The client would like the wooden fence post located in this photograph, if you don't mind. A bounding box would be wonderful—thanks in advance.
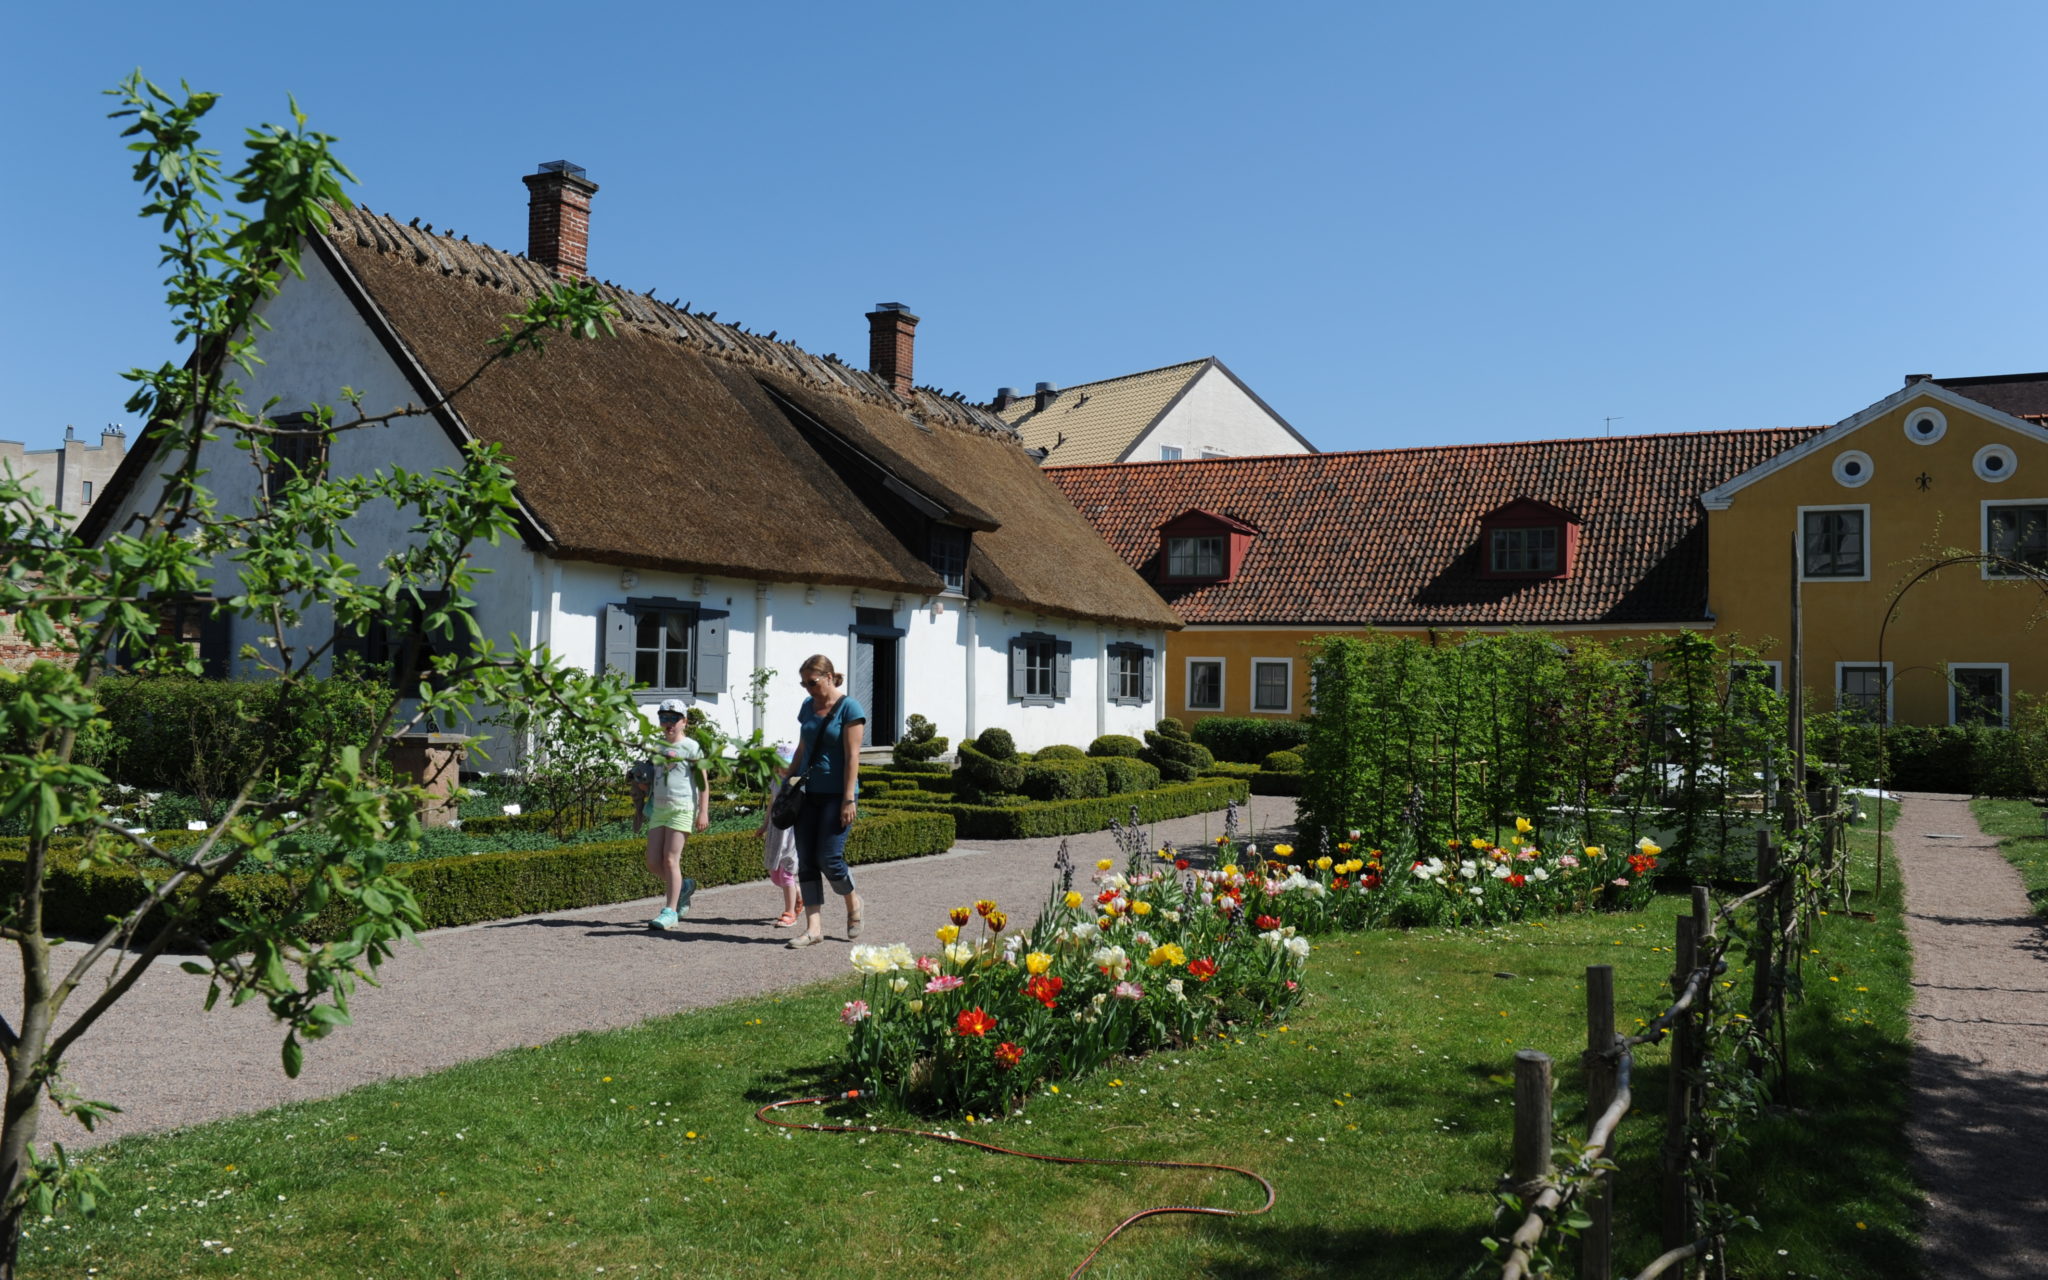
[1749,828,1777,1084]
[1511,1048,1555,1225]
[1582,966,1617,1280]
[1662,909,1700,1251]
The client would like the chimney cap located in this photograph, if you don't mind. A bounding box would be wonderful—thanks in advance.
[1904,373,1933,385]
[535,160,588,179]
[873,301,911,312]
[996,387,1016,399]
[1034,381,1057,394]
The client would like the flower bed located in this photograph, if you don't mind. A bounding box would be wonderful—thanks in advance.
[832,817,1661,1116]
[858,778,1249,839]
[839,858,1309,1115]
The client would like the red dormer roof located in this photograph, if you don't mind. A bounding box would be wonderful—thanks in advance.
[1047,428,1824,627]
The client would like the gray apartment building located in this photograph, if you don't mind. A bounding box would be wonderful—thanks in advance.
[1,425,128,529]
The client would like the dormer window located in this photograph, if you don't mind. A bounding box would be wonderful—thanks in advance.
[1157,508,1257,583]
[1478,498,1579,580]
[927,524,969,593]
[1167,535,1224,578]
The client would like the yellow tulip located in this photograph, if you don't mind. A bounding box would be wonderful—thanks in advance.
[1315,856,1333,870]
[1131,900,1153,916]
[1146,943,1187,968]
[1273,844,1294,857]
[1025,952,1053,975]
[1515,816,1534,834]
[935,924,960,944]
[1096,858,1114,871]
[1636,837,1662,857]
[1063,891,1084,910]
[1221,864,1238,878]
[948,906,972,926]
[1471,837,1488,849]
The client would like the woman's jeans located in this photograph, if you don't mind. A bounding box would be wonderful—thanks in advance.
[793,792,856,907]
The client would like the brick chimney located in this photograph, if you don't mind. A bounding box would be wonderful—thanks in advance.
[522,161,598,279]
[867,302,920,397]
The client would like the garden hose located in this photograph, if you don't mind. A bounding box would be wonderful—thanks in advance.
[755,1091,1277,1278]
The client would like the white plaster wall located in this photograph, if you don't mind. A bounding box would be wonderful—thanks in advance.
[1128,365,1308,461]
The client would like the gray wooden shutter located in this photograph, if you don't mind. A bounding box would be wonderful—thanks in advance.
[1054,640,1072,701]
[602,604,635,678]
[1142,649,1156,703]
[694,608,729,694]
[1010,636,1028,700]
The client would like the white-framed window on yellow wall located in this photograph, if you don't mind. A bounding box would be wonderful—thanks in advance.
[1949,663,2008,727]
[1982,500,2048,578]
[1835,661,1892,724]
[1186,657,1224,712]
[1800,505,1870,581]
[1250,659,1292,713]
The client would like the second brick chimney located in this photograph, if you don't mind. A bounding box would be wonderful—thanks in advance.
[867,302,920,397]
[522,161,599,279]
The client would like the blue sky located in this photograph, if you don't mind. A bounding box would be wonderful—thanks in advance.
[6,2,2046,456]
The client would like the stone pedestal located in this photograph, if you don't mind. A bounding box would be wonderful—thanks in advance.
[386,733,469,828]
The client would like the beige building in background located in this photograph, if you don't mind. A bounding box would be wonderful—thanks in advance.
[1,425,128,528]
[995,357,1315,465]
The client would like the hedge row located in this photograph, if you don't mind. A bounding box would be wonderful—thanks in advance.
[1198,762,1303,797]
[1190,715,1309,763]
[862,778,1250,840]
[0,809,956,943]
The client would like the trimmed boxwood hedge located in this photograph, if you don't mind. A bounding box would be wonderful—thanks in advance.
[1020,758,1108,802]
[0,809,955,943]
[1098,756,1161,795]
[1191,715,1310,763]
[1199,762,1302,796]
[862,778,1248,840]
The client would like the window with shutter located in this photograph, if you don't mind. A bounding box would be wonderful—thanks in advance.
[599,598,709,693]
[1010,632,1060,706]
[1107,643,1151,706]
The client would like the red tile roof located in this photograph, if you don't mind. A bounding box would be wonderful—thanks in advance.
[1046,429,1824,627]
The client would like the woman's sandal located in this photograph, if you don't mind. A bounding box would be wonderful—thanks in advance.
[773,910,801,928]
[846,901,864,941]
[787,932,824,949]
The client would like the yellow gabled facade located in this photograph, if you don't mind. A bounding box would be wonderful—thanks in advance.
[1704,382,2048,726]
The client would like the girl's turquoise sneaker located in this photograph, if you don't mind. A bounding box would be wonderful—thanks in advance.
[649,907,680,930]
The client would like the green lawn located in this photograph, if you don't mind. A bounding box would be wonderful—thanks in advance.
[19,815,1915,1279]
[1968,798,2048,917]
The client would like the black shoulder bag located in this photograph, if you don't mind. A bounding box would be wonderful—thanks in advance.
[770,699,843,830]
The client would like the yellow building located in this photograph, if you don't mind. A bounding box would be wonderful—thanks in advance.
[1050,374,2048,728]
[1703,376,2048,726]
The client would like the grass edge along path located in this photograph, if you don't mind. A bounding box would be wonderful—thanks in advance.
[19,833,1913,1279]
[1968,797,2048,917]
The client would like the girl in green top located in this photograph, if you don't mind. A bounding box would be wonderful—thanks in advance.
[634,698,708,930]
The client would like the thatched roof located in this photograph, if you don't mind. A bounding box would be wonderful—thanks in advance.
[86,205,1181,631]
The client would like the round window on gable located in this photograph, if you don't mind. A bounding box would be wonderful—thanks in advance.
[1832,449,1874,488]
[1904,407,1946,444]
[1975,443,2018,482]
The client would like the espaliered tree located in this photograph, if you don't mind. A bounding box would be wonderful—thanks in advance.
[0,75,639,1277]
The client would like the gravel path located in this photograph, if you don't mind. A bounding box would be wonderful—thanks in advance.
[1889,791,2048,1278]
[3,798,1295,1151]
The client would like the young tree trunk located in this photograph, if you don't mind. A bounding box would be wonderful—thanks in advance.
[1,933,55,1280]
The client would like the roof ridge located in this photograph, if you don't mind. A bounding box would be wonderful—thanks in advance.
[1042,425,1828,470]
[323,204,1020,443]
[1004,357,1210,401]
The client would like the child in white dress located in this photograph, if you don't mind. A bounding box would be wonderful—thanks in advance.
[758,741,801,926]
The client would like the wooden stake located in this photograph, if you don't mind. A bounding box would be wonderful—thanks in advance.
[1582,965,1618,1280]
[1511,1049,1554,1195]
[1662,912,1700,1250]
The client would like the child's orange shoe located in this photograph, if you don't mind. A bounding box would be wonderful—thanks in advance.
[773,910,801,928]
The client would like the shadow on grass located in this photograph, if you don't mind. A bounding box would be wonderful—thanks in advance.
[1204,1220,1488,1280]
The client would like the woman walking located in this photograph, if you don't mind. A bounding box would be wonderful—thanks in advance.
[783,655,865,948]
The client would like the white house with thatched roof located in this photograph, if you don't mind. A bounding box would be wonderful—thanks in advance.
[79,163,1180,761]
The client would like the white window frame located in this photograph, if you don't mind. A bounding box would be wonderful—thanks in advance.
[1980,498,2048,579]
[1159,445,1182,461]
[1948,662,2009,727]
[1799,504,1871,583]
[1185,656,1225,712]
[1834,661,1893,724]
[1250,658,1293,714]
